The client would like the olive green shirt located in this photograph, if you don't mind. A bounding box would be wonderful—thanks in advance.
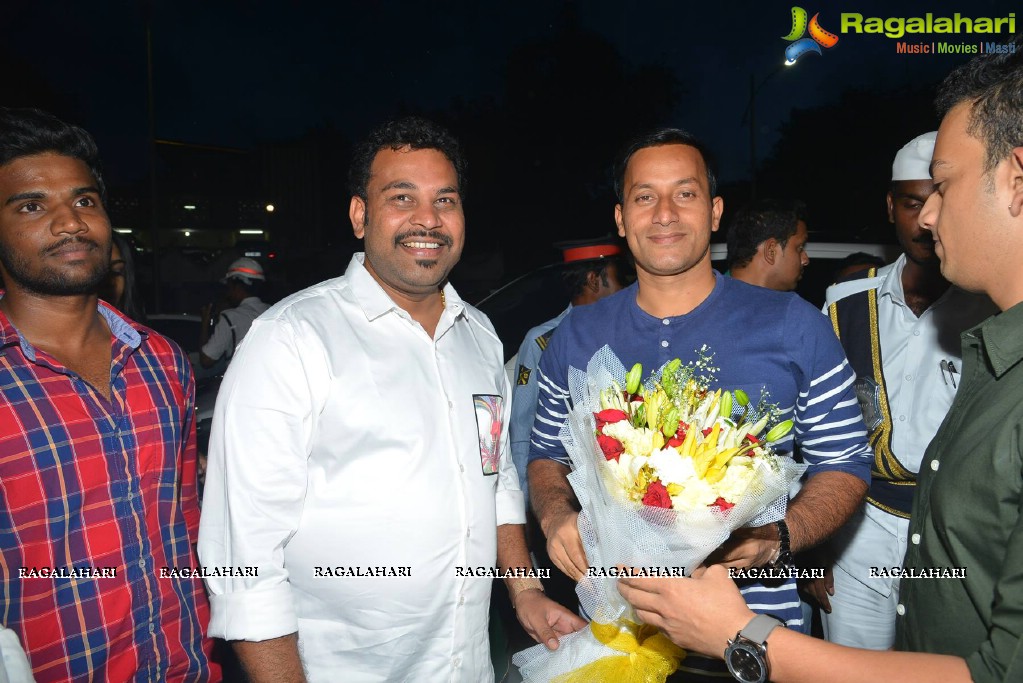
[895,301,1023,682]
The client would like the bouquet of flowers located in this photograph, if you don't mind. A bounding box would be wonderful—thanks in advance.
[513,346,804,683]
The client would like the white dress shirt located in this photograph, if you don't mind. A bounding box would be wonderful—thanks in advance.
[825,254,997,593]
[198,253,525,683]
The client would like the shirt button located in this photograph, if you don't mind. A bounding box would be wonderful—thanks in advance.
[448,401,453,409]
[905,374,912,381]
[913,330,921,336]
[466,529,471,538]
[930,460,939,471]
[662,319,670,326]
[660,340,669,348]
[148,623,156,634]
[453,656,462,667]
[459,464,465,473]
[911,533,921,545]
[138,559,146,569]
[127,491,135,500]
[899,415,906,422]
[896,604,906,616]
[458,595,465,606]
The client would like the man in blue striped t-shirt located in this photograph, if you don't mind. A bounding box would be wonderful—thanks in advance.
[527,128,871,681]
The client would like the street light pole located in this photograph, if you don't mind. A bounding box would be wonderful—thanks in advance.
[742,62,791,201]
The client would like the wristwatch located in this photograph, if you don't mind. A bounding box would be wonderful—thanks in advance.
[724,614,783,683]
[771,519,793,568]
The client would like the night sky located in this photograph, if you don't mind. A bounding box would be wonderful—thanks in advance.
[2,0,1018,287]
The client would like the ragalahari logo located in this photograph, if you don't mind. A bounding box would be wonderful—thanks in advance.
[782,7,839,64]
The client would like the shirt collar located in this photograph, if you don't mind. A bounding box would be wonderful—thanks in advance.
[347,252,464,322]
[877,254,906,303]
[977,300,1023,378]
[0,294,142,361]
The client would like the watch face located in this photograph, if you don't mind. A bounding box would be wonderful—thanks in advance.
[727,643,766,683]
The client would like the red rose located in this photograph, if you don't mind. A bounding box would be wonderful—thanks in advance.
[702,427,713,437]
[667,423,687,448]
[597,433,625,462]
[712,497,735,510]
[595,409,629,432]
[642,480,672,509]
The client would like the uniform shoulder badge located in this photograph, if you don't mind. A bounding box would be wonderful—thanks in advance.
[517,365,532,386]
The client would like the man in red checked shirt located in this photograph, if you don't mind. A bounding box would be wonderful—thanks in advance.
[0,108,220,682]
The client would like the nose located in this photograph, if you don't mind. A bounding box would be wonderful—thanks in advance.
[653,196,679,226]
[410,202,442,230]
[50,202,88,236]
[801,250,810,266]
[919,192,940,233]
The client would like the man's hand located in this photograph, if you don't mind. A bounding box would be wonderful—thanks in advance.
[801,564,834,613]
[618,565,754,657]
[706,524,779,569]
[512,589,587,650]
[542,510,588,581]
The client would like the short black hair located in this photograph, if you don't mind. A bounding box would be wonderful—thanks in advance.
[0,107,106,200]
[935,33,1023,173]
[726,199,808,269]
[613,127,718,203]
[560,258,622,300]
[348,116,466,200]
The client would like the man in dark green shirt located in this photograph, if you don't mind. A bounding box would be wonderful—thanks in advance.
[616,37,1023,683]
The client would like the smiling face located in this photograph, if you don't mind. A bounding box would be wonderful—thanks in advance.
[614,144,723,280]
[0,152,111,297]
[349,146,464,302]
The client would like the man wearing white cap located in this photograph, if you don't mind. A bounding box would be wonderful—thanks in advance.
[807,132,997,649]
[198,256,270,375]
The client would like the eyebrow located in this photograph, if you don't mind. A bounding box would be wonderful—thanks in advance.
[892,191,932,202]
[379,180,459,196]
[630,177,700,192]
[3,185,101,207]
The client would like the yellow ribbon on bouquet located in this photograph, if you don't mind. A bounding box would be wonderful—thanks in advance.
[552,619,686,683]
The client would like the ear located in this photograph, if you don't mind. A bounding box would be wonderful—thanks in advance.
[586,270,601,292]
[615,204,626,238]
[710,196,724,233]
[762,238,779,265]
[1009,147,1023,218]
[886,191,895,223]
[350,196,367,239]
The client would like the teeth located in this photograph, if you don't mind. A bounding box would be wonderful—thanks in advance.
[403,242,440,249]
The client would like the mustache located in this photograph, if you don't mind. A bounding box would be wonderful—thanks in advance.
[44,236,101,254]
[912,234,935,245]
[393,230,453,247]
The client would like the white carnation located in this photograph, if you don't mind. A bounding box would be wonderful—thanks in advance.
[647,448,697,487]
[671,477,719,511]
[602,421,660,457]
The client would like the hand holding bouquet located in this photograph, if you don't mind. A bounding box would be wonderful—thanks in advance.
[513,347,804,683]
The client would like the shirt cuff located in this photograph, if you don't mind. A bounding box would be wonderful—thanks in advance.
[496,488,526,526]
[208,582,298,641]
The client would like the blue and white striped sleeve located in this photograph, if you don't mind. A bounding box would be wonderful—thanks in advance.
[793,306,872,484]
[527,329,572,468]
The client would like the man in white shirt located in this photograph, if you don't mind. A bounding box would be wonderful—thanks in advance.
[197,116,584,683]
[806,131,997,649]
[196,257,269,377]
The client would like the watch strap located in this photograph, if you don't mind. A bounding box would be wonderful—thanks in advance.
[776,519,790,555]
[739,614,783,644]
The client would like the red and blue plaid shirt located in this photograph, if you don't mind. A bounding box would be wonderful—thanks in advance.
[0,300,220,682]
